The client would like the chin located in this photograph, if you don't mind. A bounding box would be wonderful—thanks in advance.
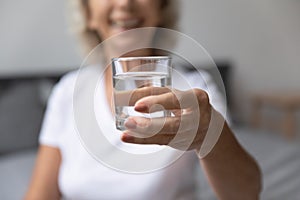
[107,27,155,56]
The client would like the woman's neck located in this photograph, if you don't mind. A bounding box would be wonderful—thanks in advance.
[105,48,155,60]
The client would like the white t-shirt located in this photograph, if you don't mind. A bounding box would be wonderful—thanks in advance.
[39,66,225,200]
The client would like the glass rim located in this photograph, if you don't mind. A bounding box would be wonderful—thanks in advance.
[112,56,171,62]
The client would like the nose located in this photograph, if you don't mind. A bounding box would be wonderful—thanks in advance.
[114,0,134,11]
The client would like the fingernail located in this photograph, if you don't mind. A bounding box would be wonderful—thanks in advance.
[135,103,147,112]
[121,133,134,142]
[124,118,137,129]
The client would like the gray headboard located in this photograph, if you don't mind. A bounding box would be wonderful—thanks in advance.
[0,75,61,154]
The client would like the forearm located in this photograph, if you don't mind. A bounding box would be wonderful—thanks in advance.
[199,123,262,200]
[24,145,61,200]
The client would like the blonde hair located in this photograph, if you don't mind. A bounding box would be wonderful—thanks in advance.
[66,0,180,56]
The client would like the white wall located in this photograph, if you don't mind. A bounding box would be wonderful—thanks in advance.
[179,0,300,122]
[1,0,299,122]
[0,0,81,75]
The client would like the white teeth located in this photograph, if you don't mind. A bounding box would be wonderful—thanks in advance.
[113,19,139,28]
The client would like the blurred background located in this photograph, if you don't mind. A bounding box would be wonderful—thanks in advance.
[0,0,299,199]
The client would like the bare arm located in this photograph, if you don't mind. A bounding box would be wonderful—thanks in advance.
[200,123,262,200]
[24,145,61,200]
[120,87,262,199]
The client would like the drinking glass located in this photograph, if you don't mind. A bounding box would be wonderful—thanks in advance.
[112,56,172,130]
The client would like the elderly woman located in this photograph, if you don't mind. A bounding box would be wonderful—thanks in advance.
[25,0,261,199]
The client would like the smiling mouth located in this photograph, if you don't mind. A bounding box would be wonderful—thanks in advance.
[111,19,142,29]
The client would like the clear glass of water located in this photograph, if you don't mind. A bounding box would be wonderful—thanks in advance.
[112,56,172,131]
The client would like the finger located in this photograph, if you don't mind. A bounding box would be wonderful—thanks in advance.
[167,131,199,151]
[121,132,174,145]
[134,89,202,113]
[121,130,199,151]
[114,87,171,107]
[124,114,199,136]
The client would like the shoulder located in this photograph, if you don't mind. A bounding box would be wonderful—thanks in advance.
[48,70,78,105]
[38,70,78,147]
[50,66,95,99]
[54,70,78,94]
[172,67,209,90]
